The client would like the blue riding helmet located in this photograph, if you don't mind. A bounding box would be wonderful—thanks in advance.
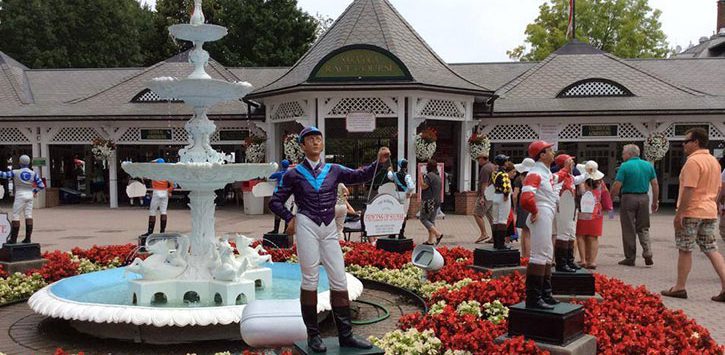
[398,159,408,169]
[297,126,323,144]
[152,158,165,164]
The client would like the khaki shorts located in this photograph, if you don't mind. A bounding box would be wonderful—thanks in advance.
[473,196,493,219]
[676,218,718,253]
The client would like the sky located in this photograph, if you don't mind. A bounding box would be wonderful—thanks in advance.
[139,0,719,63]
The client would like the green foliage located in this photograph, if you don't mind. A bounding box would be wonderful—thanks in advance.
[0,0,153,68]
[508,0,670,61]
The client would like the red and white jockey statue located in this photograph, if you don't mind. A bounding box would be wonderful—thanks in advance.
[553,154,587,272]
[520,141,563,309]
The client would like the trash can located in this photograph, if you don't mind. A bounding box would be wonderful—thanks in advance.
[45,187,60,208]
[242,180,264,215]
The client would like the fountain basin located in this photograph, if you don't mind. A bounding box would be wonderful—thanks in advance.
[148,78,253,108]
[169,23,227,43]
[29,264,363,343]
[121,162,276,191]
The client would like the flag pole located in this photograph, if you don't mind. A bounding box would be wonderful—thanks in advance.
[572,0,576,40]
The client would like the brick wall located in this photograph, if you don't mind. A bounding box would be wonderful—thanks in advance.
[455,191,478,215]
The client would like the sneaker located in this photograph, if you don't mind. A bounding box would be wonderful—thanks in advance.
[618,259,635,266]
[644,257,654,266]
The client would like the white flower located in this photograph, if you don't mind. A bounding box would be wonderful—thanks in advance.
[415,134,437,161]
[644,132,669,162]
[283,134,305,163]
[245,143,265,163]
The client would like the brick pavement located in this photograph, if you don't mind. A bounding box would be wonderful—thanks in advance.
[1,203,724,346]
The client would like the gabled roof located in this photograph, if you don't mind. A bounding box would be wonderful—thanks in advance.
[249,0,491,98]
[0,51,33,105]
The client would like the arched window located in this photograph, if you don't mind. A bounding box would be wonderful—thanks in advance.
[557,79,633,98]
[131,88,182,103]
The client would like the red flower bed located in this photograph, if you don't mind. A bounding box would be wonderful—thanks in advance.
[71,244,136,265]
[429,272,526,307]
[344,242,411,270]
[34,250,79,282]
[0,264,7,278]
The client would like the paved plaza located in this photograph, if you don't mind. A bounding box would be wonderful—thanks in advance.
[1,202,724,348]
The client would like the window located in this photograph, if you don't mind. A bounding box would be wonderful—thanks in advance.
[557,79,632,98]
[131,89,182,103]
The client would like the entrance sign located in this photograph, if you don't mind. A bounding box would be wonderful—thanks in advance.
[364,193,405,237]
[346,112,376,132]
[582,125,618,137]
[309,45,412,82]
[674,124,709,137]
[32,157,47,167]
[141,129,172,141]
[540,124,560,151]
[219,130,249,141]
[0,213,10,241]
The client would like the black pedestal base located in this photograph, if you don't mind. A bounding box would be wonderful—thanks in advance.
[473,245,520,268]
[294,338,384,355]
[376,238,413,253]
[508,302,585,346]
[0,243,41,262]
[263,233,291,249]
[552,269,596,296]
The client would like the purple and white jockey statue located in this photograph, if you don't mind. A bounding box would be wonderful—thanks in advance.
[0,155,45,244]
[269,126,390,352]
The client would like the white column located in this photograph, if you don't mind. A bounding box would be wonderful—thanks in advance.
[317,100,325,159]
[266,121,278,163]
[109,150,118,208]
[40,140,50,187]
[397,96,405,161]
[458,121,474,192]
[406,97,418,185]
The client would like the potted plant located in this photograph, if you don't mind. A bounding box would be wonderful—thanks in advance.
[283,133,305,163]
[91,138,116,162]
[644,132,669,162]
[416,127,438,161]
[468,132,491,160]
[243,134,266,163]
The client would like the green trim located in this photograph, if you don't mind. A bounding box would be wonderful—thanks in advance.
[309,45,413,82]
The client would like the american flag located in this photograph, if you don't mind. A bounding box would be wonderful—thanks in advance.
[566,0,575,39]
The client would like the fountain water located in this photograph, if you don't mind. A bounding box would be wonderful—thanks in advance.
[27,1,364,343]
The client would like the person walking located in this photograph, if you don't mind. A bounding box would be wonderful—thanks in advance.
[575,161,612,269]
[520,141,561,310]
[474,153,496,243]
[490,154,512,250]
[420,159,444,246]
[719,156,725,242]
[270,126,385,352]
[0,154,45,244]
[661,128,725,302]
[610,144,658,266]
[513,158,535,258]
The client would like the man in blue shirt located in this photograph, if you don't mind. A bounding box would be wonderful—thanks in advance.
[610,144,659,267]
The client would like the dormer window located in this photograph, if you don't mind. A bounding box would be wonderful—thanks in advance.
[557,79,633,98]
[131,89,182,103]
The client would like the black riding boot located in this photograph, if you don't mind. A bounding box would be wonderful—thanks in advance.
[525,264,555,310]
[272,216,281,234]
[301,289,326,353]
[159,215,167,233]
[554,240,575,272]
[21,219,32,243]
[7,221,20,244]
[145,216,156,236]
[398,219,407,239]
[331,290,372,349]
[541,264,560,305]
[566,240,581,270]
[493,228,510,250]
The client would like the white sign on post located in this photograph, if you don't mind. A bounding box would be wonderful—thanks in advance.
[540,124,560,151]
[346,112,376,133]
[364,193,406,237]
[0,213,10,241]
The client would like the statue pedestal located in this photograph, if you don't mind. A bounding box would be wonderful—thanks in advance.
[473,245,520,268]
[0,242,41,262]
[129,279,256,307]
[295,338,384,355]
[496,334,597,355]
[376,238,413,253]
[507,302,585,346]
[552,269,596,296]
[263,233,291,249]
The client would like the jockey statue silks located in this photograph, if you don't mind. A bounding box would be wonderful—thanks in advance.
[553,154,587,272]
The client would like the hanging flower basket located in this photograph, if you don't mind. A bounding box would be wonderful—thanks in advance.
[91,138,116,162]
[416,127,438,161]
[468,133,491,160]
[283,133,305,163]
[644,132,669,162]
[244,134,266,163]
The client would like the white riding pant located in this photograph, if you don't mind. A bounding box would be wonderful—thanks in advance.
[296,213,347,292]
[527,206,555,266]
[334,204,347,240]
[149,190,169,216]
[12,192,34,220]
[555,209,577,242]
[491,194,511,225]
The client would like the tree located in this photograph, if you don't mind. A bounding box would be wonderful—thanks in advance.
[150,0,318,67]
[0,0,155,68]
[507,0,670,61]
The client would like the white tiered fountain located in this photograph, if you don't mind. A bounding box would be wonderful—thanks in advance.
[28,1,364,343]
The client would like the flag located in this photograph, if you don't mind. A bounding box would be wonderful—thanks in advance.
[566,0,575,39]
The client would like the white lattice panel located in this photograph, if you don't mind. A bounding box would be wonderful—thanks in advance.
[51,127,102,143]
[710,125,724,139]
[619,123,645,139]
[488,124,539,141]
[132,89,181,102]
[560,81,630,97]
[172,127,188,143]
[559,124,581,140]
[119,127,140,142]
[418,99,465,119]
[329,97,395,116]
[272,101,305,121]
[0,127,30,143]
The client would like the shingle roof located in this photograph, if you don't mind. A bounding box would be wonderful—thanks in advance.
[0,51,32,105]
[227,67,290,91]
[449,62,536,91]
[25,68,141,104]
[674,34,725,58]
[249,0,491,97]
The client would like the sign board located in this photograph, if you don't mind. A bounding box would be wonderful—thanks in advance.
[219,130,249,141]
[32,157,47,167]
[141,129,172,141]
[364,193,405,237]
[539,124,560,151]
[674,124,709,137]
[310,46,412,82]
[582,125,618,137]
[416,163,445,202]
[0,213,10,241]
[346,112,376,132]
